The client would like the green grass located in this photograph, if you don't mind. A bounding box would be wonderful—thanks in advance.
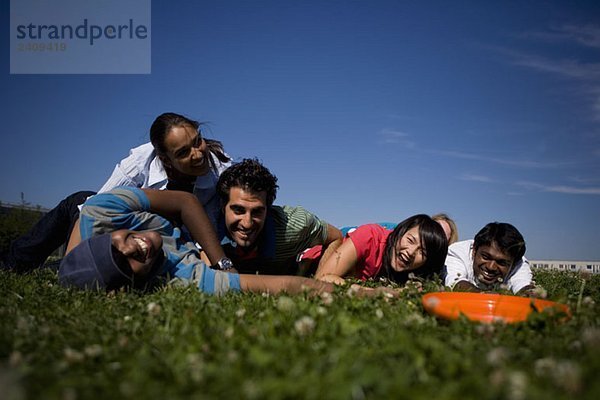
[1,269,599,400]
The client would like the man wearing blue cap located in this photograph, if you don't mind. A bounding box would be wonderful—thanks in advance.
[59,187,238,293]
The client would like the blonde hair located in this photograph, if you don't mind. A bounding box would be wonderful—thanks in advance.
[432,213,459,244]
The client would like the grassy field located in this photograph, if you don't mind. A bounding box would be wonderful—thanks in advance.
[1,269,599,400]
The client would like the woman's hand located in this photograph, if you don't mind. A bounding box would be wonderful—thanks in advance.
[318,274,347,285]
[349,284,400,298]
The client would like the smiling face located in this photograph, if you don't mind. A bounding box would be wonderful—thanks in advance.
[223,187,268,250]
[110,230,164,276]
[472,242,514,286]
[390,226,427,272]
[161,124,210,177]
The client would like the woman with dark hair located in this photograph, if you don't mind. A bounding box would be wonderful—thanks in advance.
[1,112,233,273]
[313,215,448,285]
[102,112,232,227]
[101,112,230,192]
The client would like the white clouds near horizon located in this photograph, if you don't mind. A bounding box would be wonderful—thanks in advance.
[499,24,600,122]
[378,128,416,148]
[459,173,494,183]
[518,181,600,195]
[524,24,600,50]
[428,149,574,169]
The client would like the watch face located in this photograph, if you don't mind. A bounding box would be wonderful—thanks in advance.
[219,258,234,270]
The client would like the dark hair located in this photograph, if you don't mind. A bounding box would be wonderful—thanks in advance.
[380,214,449,283]
[217,158,279,207]
[149,112,231,171]
[473,222,526,267]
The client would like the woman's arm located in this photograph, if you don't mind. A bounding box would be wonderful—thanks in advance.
[313,238,359,284]
[142,189,226,266]
[318,238,343,267]
[311,225,344,278]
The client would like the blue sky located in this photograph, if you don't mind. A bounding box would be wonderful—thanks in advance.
[2,0,599,260]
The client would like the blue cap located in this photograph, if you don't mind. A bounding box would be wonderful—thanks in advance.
[58,234,134,291]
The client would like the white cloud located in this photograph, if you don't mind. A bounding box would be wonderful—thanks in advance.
[518,181,600,195]
[505,50,600,81]
[429,149,574,169]
[560,24,600,48]
[380,128,409,138]
[568,175,600,185]
[593,95,600,122]
[496,24,600,121]
[524,24,600,49]
[378,128,416,148]
[459,173,493,183]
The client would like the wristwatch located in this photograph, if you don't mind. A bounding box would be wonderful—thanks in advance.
[214,257,234,271]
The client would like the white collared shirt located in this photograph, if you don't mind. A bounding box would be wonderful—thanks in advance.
[443,240,533,294]
[97,141,232,228]
[98,143,167,192]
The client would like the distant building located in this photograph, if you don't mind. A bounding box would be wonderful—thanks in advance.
[530,260,600,274]
[0,202,50,215]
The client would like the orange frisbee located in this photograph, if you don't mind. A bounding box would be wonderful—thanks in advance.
[421,292,571,324]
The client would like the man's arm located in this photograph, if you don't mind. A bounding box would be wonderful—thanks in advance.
[239,274,398,297]
[444,241,475,291]
[142,189,226,266]
[324,224,343,246]
[508,258,534,295]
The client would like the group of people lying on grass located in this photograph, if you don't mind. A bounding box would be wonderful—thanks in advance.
[1,112,536,298]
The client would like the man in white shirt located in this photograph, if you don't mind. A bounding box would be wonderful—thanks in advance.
[444,222,535,295]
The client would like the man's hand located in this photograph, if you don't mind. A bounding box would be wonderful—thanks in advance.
[517,285,546,298]
[453,280,482,293]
